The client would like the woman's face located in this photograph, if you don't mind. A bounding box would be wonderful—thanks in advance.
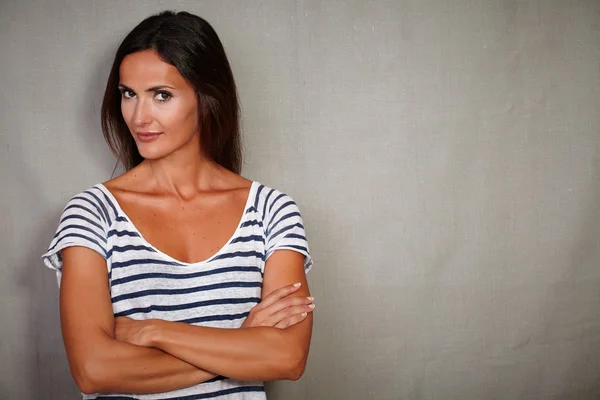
[119,50,200,161]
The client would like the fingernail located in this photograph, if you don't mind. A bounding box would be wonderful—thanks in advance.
[308,304,315,309]
[293,282,301,287]
[307,297,314,301]
[301,312,308,317]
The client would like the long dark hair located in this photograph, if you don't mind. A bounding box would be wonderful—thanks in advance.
[101,10,241,173]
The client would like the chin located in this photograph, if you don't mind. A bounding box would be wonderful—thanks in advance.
[135,135,199,161]
[136,146,171,160]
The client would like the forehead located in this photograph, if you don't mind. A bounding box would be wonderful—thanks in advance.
[119,50,187,87]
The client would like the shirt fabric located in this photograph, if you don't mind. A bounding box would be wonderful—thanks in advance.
[42,181,312,400]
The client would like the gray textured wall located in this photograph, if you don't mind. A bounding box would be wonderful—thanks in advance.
[1,1,599,399]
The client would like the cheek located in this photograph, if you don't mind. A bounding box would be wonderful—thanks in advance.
[182,102,200,131]
[159,102,198,133]
[120,101,134,124]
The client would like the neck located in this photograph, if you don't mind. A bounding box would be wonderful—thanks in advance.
[142,137,225,199]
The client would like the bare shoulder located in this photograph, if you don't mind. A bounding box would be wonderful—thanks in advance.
[101,163,147,195]
[218,170,254,199]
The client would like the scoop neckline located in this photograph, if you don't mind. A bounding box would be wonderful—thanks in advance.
[95,181,258,266]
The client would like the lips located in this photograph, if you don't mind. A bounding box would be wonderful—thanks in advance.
[136,132,162,143]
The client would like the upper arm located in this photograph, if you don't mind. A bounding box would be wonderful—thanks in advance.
[261,191,313,353]
[262,250,313,368]
[60,245,115,346]
[60,246,115,388]
[41,191,115,389]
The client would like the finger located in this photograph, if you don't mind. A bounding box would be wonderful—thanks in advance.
[256,282,303,309]
[269,303,315,327]
[274,311,310,329]
[262,296,314,317]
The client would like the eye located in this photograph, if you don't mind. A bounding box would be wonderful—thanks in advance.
[120,89,136,99]
[155,91,172,102]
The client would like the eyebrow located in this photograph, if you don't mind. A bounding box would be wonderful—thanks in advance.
[118,84,176,92]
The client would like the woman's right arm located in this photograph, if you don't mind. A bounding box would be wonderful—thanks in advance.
[60,246,215,394]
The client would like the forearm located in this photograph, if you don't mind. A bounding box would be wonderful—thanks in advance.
[147,320,311,382]
[76,336,216,394]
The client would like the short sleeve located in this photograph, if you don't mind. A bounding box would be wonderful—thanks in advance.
[264,192,313,273]
[41,190,109,285]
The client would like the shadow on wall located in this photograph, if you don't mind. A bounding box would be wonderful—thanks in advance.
[15,43,119,398]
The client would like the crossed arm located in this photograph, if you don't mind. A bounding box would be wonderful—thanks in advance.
[60,247,313,395]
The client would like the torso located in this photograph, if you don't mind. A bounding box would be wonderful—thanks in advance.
[90,177,267,398]
[44,170,309,399]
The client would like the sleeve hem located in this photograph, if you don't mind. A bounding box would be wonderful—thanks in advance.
[41,241,109,286]
[264,246,313,274]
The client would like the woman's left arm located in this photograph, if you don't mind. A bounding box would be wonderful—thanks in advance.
[120,250,313,382]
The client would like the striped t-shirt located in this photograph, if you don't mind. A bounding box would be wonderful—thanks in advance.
[42,181,312,400]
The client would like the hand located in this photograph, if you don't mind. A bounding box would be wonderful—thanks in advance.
[242,282,315,329]
[114,316,156,347]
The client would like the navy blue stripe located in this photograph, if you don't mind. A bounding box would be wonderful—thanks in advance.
[115,216,128,223]
[54,223,106,244]
[268,222,304,243]
[262,188,275,221]
[230,235,264,244]
[178,311,249,324]
[212,250,263,261]
[111,266,261,286]
[267,211,300,237]
[63,203,97,220]
[111,281,262,303]
[106,244,156,259]
[268,193,286,213]
[111,258,183,269]
[240,219,263,228]
[253,184,264,210]
[95,187,119,219]
[157,385,264,400]
[268,201,295,231]
[70,196,105,223]
[48,233,107,257]
[285,233,306,241]
[114,297,261,316]
[274,244,309,254]
[96,383,267,400]
[59,212,104,233]
[107,229,141,239]
[86,189,111,226]
[181,386,265,399]
[205,375,226,384]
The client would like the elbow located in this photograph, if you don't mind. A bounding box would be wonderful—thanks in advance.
[72,369,98,394]
[70,357,107,394]
[268,328,310,381]
[75,377,99,396]
[282,348,308,381]
[286,363,306,381]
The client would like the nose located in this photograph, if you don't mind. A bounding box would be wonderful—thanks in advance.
[133,98,153,127]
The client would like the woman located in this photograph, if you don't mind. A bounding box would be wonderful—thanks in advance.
[42,10,314,400]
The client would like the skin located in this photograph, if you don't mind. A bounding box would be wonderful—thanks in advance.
[59,50,314,395]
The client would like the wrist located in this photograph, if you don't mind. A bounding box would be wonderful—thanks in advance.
[142,319,163,348]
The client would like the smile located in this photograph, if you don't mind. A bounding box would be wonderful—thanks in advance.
[136,132,162,142]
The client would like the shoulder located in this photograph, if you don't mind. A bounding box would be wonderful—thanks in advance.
[62,185,119,228]
[250,183,306,239]
[252,183,302,221]
[252,183,312,270]
[42,185,114,271]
